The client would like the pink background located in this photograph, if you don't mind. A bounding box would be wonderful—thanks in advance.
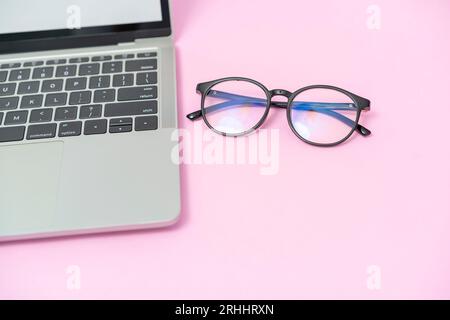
[1,0,450,299]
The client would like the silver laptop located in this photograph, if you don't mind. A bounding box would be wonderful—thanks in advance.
[0,0,180,242]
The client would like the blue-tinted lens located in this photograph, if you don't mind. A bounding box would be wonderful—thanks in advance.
[203,80,268,135]
[290,88,358,144]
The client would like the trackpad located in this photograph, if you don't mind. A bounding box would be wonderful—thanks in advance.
[0,142,63,236]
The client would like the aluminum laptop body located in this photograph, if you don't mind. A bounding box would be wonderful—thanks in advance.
[0,0,180,241]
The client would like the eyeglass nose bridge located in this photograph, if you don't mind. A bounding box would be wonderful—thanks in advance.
[270,89,292,98]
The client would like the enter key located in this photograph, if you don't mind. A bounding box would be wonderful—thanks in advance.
[117,86,157,101]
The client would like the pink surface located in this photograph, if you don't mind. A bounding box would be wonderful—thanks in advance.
[1,0,450,299]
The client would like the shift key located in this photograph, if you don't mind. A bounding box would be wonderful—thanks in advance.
[118,86,157,101]
[105,101,158,117]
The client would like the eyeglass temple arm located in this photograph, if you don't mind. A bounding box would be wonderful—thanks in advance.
[188,99,363,134]
[187,91,372,136]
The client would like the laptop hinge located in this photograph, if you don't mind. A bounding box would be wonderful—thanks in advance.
[117,41,137,47]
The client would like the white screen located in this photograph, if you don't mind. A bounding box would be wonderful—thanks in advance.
[0,0,163,34]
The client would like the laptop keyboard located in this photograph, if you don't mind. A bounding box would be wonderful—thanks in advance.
[0,51,159,143]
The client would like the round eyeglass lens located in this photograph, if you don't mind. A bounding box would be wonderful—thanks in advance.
[289,88,358,145]
[203,80,268,135]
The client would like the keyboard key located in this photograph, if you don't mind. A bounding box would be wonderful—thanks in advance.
[110,125,132,134]
[5,110,28,125]
[56,65,77,77]
[59,121,82,137]
[0,83,16,96]
[69,91,91,105]
[46,59,67,65]
[113,74,134,87]
[30,108,53,123]
[92,55,112,62]
[17,81,40,94]
[32,67,54,79]
[42,79,64,92]
[89,76,111,89]
[9,69,31,81]
[93,89,115,103]
[137,52,157,58]
[0,71,7,82]
[136,72,157,85]
[80,104,102,119]
[79,63,100,76]
[110,117,132,126]
[0,112,3,124]
[125,59,157,72]
[55,106,78,121]
[23,61,44,67]
[66,77,87,91]
[26,123,57,140]
[20,95,43,108]
[105,101,157,117]
[118,86,157,101]
[84,119,107,135]
[135,116,158,131]
[102,61,123,73]
[69,57,89,64]
[114,53,135,59]
[45,93,67,106]
[1,63,21,69]
[0,97,19,110]
[0,126,25,143]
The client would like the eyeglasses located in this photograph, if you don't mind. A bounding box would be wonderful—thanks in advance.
[186,77,372,147]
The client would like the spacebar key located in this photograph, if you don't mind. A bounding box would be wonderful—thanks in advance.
[0,126,25,143]
[105,101,158,117]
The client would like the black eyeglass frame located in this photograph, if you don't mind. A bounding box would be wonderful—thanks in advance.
[187,77,372,147]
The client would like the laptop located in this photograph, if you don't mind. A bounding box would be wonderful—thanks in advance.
[0,0,180,242]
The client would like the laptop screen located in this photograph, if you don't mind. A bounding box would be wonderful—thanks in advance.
[0,0,163,34]
[0,0,171,53]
